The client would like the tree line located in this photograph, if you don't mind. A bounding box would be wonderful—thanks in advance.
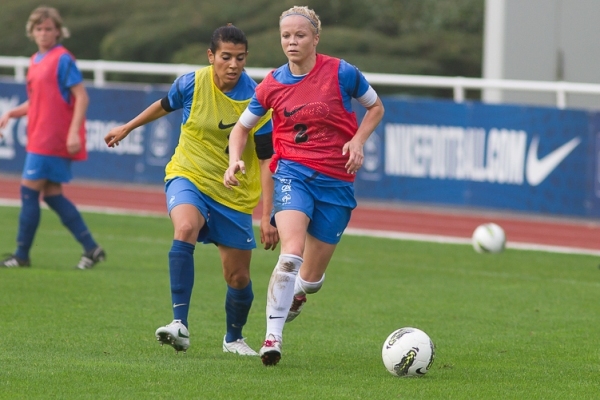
[1,0,484,96]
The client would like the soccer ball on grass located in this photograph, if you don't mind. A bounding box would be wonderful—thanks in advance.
[381,327,435,377]
[472,222,506,253]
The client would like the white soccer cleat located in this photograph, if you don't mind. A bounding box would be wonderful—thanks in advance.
[1,254,30,268]
[259,334,282,366]
[222,336,259,356]
[286,295,307,323]
[76,246,106,269]
[155,320,190,353]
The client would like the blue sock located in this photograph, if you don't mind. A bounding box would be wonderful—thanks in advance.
[15,186,41,260]
[225,281,254,342]
[44,194,97,252]
[169,240,195,328]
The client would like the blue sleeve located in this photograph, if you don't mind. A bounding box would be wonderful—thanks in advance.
[167,72,195,123]
[338,60,370,111]
[57,53,83,103]
[57,53,83,89]
[247,93,268,118]
[229,73,270,132]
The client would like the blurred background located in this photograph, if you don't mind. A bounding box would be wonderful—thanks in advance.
[2,0,600,219]
[0,0,485,97]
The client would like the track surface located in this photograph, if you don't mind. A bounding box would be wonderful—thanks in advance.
[1,174,599,255]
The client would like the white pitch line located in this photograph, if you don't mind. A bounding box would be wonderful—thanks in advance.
[343,227,600,257]
[2,198,599,256]
[0,198,165,217]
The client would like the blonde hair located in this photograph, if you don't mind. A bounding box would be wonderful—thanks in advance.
[26,6,70,42]
[279,6,321,35]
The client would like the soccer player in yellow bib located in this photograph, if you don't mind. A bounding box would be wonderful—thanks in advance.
[104,25,278,355]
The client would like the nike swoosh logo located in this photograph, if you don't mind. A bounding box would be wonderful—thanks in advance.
[178,328,189,338]
[268,315,284,319]
[172,303,187,308]
[415,368,427,375]
[525,136,581,186]
[218,120,236,129]
[246,238,253,243]
[283,104,307,117]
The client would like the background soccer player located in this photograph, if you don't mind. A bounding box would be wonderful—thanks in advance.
[0,6,105,270]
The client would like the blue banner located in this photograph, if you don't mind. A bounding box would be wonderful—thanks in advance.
[354,98,597,217]
[0,81,179,185]
[1,81,599,217]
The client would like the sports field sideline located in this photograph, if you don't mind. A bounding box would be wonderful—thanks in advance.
[1,173,599,256]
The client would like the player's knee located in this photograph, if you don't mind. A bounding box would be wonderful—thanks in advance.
[173,222,199,242]
[225,271,250,289]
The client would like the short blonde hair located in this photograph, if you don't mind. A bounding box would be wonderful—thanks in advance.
[26,6,70,42]
[279,6,321,35]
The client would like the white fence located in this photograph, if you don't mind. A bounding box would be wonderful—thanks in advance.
[2,55,600,109]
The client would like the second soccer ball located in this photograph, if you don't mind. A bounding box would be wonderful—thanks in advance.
[472,222,506,253]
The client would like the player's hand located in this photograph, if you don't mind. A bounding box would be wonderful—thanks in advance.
[66,131,82,155]
[0,112,12,137]
[223,161,246,189]
[342,139,365,174]
[105,125,130,147]
[259,215,279,251]
[0,113,10,131]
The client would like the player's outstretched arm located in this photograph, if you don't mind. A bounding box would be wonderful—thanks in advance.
[104,100,169,147]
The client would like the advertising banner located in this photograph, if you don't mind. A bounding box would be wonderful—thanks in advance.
[0,81,179,185]
[1,81,599,217]
[355,98,596,217]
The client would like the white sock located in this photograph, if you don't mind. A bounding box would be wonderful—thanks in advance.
[294,273,325,296]
[265,254,303,340]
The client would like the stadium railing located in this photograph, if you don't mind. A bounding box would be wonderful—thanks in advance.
[2,55,600,110]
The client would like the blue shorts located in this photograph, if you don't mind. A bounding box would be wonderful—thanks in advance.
[165,177,256,249]
[22,153,72,182]
[271,160,356,245]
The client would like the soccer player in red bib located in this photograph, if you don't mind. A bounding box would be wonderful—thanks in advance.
[0,6,105,270]
[224,6,385,365]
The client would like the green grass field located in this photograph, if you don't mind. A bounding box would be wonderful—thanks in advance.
[1,206,599,399]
